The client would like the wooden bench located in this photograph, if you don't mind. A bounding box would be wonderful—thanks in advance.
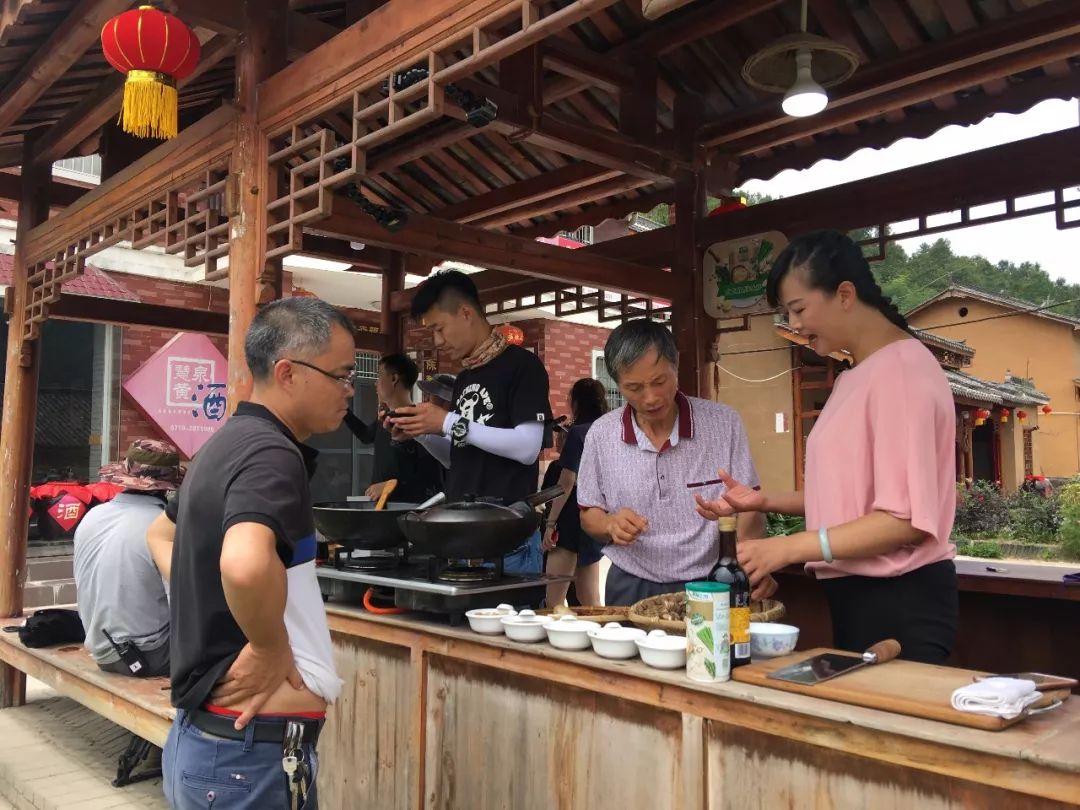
[0,616,173,748]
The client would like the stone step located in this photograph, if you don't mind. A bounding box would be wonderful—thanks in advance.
[25,557,73,583]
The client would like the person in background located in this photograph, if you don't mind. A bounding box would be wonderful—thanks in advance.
[542,378,608,608]
[695,230,958,664]
[147,297,354,808]
[576,319,769,606]
[417,372,456,411]
[389,270,551,574]
[75,439,183,677]
[344,353,442,504]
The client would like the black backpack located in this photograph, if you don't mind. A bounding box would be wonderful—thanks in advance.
[3,608,85,648]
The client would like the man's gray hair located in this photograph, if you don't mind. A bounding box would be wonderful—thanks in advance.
[603,318,678,382]
[245,297,354,381]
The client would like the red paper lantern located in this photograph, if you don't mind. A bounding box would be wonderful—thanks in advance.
[974,408,991,426]
[1017,410,1028,422]
[497,324,525,346]
[101,6,200,139]
[999,408,1010,423]
[1042,404,1053,415]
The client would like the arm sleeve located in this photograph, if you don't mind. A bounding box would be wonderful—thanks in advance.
[343,411,377,444]
[869,369,954,541]
[222,442,310,563]
[574,428,607,511]
[416,434,452,468]
[463,419,544,465]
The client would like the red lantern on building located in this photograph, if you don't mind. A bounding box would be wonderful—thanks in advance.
[1042,404,1053,415]
[100,6,200,140]
[497,324,525,346]
[999,408,1010,423]
[974,408,991,426]
[1017,410,1028,423]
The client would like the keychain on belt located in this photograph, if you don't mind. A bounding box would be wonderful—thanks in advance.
[282,721,310,810]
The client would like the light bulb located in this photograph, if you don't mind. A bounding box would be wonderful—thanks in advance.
[782,49,828,117]
[349,241,366,251]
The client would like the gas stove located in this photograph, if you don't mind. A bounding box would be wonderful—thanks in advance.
[316,553,570,624]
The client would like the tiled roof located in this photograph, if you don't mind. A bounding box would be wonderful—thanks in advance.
[906,285,1080,330]
[911,327,973,357]
[0,254,140,302]
[945,369,1049,407]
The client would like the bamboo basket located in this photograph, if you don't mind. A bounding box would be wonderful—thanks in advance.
[628,592,785,633]
[537,605,630,625]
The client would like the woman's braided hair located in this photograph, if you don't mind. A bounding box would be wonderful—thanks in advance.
[765,230,909,333]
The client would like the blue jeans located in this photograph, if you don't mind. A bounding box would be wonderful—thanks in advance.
[163,710,319,809]
[503,529,542,575]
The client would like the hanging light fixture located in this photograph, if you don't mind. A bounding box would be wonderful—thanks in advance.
[742,0,857,119]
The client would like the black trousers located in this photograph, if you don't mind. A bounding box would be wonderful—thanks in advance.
[820,560,958,664]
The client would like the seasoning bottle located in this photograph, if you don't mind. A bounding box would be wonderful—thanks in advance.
[710,516,751,668]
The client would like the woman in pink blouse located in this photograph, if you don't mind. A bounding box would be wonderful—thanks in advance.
[696,230,958,664]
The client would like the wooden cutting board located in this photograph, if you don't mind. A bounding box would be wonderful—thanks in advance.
[733,648,1064,731]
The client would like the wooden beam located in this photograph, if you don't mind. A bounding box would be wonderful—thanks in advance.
[308,195,671,300]
[507,187,674,240]
[51,295,228,333]
[0,0,132,135]
[738,71,1080,182]
[471,174,656,228]
[32,34,236,166]
[698,127,1080,248]
[432,163,620,223]
[543,37,635,94]
[703,0,1080,152]
[297,234,393,271]
[0,135,49,702]
[227,0,287,408]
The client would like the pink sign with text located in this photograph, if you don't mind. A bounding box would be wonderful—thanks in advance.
[123,332,228,459]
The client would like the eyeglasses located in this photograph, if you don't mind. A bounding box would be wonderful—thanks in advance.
[287,359,359,388]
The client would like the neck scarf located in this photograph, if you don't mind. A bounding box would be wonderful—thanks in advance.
[460,327,508,370]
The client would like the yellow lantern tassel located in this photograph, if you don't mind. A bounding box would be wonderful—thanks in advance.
[120,70,178,139]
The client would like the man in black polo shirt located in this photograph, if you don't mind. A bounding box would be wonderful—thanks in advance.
[148,297,355,809]
[390,270,551,573]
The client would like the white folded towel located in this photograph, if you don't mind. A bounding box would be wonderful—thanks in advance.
[951,677,1041,719]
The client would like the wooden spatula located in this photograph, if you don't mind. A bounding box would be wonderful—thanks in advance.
[374,479,397,511]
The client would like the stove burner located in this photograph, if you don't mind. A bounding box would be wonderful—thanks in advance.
[436,565,499,583]
[330,546,405,572]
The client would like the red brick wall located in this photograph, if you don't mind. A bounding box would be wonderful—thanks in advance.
[542,319,611,419]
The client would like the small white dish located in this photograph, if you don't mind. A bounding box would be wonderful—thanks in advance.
[749,622,800,658]
[588,622,646,660]
[501,609,548,643]
[635,629,687,670]
[543,614,601,651]
[465,603,517,635]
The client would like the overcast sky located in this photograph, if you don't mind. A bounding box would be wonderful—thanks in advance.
[739,98,1080,284]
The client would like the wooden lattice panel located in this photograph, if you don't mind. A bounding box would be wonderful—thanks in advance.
[485,286,671,324]
[263,0,619,262]
[19,160,229,340]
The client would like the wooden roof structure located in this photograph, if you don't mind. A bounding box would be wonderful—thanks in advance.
[1,0,1078,235]
[1,0,1080,648]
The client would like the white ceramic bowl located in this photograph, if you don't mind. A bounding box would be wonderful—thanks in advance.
[587,622,646,660]
[465,603,516,635]
[501,609,548,643]
[749,622,800,658]
[543,615,601,651]
[634,629,687,669]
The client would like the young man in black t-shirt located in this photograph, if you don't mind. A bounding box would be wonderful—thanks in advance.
[389,270,551,574]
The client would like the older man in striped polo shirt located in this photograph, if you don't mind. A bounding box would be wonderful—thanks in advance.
[577,319,771,606]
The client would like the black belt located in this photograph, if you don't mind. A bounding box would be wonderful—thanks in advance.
[188,709,323,746]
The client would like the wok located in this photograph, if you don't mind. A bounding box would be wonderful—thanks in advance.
[398,486,563,559]
[313,498,428,550]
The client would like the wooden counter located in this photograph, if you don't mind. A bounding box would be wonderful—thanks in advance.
[318,603,1080,810]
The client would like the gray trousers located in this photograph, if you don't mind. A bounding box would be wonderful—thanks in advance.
[97,642,170,678]
[605,564,689,607]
